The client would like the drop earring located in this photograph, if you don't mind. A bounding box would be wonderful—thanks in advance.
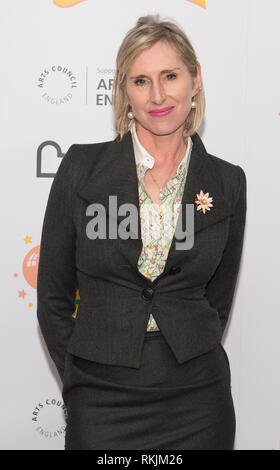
[191,86,201,109]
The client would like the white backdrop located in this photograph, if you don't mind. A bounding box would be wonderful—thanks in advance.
[1,0,279,450]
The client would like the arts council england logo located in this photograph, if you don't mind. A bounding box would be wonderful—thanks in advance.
[32,398,67,439]
[37,65,78,105]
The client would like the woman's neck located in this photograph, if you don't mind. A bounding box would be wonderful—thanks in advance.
[135,124,187,170]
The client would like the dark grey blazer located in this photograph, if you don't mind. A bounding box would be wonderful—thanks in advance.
[37,131,247,380]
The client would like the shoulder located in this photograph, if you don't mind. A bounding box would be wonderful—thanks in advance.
[208,151,245,178]
[208,152,246,186]
[192,130,246,213]
[192,132,246,204]
[63,139,114,168]
[56,138,115,186]
[208,152,247,213]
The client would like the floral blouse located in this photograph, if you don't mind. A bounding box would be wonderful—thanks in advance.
[131,126,193,331]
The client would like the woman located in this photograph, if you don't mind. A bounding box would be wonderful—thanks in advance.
[37,15,247,450]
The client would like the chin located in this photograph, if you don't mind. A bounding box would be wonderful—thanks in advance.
[149,124,184,137]
[137,120,184,137]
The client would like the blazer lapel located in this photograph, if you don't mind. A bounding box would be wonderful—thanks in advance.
[77,132,139,210]
[77,131,231,277]
[77,132,143,272]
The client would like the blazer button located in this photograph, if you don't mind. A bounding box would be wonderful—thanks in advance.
[142,287,154,301]
[169,266,181,275]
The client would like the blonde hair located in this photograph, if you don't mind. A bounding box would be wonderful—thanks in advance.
[112,15,206,141]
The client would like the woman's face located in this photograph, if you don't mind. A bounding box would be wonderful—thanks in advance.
[125,39,202,138]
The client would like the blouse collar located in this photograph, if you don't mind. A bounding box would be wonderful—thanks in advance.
[130,123,193,175]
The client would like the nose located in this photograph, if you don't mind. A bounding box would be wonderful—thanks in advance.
[150,79,166,105]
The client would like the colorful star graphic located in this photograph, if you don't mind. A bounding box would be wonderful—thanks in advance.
[18,289,27,298]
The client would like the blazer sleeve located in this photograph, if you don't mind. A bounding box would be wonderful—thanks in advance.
[205,165,247,335]
[37,145,80,381]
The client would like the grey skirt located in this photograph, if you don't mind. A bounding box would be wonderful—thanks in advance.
[62,331,235,450]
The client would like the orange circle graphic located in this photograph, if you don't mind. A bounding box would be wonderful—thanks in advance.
[22,245,40,289]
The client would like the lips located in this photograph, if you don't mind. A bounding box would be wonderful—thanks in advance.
[149,107,174,117]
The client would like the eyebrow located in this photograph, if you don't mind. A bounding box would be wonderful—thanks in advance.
[129,67,181,80]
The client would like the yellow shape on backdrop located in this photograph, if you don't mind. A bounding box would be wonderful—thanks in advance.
[53,0,206,9]
[53,0,86,7]
[187,0,206,8]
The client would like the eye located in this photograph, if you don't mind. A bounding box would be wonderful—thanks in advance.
[134,78,147,86]
[165,73,177,81]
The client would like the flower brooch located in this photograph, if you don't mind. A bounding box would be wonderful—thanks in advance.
[195,190,213,214]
